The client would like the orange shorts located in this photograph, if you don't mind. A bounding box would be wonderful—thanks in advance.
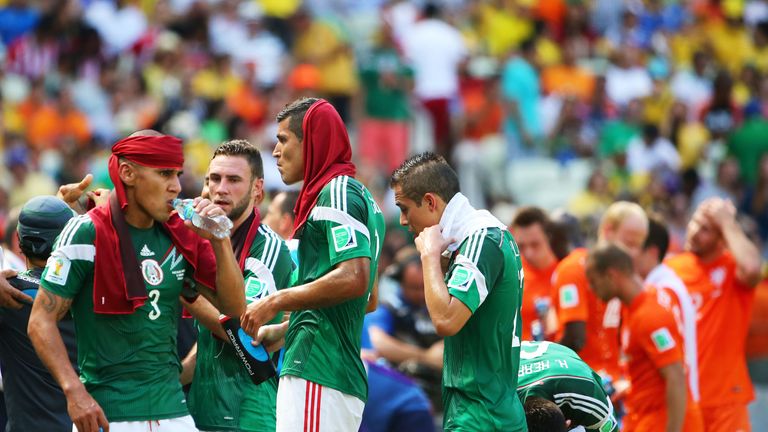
[622,405,703,432]
[701,404,750,432]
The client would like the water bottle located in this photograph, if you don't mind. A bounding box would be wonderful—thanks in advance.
[172,198,233,239]
[219,315,277,385]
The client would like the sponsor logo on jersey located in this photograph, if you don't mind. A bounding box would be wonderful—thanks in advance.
[245,277,266,301]
[140,244,155,257]
[600,418,617,432]
[560,284,579,308]
[44,256,71,285]
[447,266,474,291]
[651,327,676,352]
[332,225,357,252]
[141,259,164,286]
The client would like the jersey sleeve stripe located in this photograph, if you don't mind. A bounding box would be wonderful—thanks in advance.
[260,229,275,268]
[555,399,610,422]
[51,244,96,261]
[267,232,281,271]
[330,177,337,210]
[342,175,349,213]
[553,393,610,418]
[310,206,370,240]
[58,214,89,247]
[472,228,488,264]
[244,257,278,295]
[461,230,481,263]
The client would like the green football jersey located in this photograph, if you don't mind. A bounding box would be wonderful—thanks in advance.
[188,224,293,432]
[442,228,526,432]
[40,215,194,422]
[281,175,386,402]
[517,341,618,432]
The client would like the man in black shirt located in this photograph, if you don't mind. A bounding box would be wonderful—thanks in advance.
[0,196,77,432]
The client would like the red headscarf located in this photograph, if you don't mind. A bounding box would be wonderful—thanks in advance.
[89,134,217,314]
[292,100,356,237]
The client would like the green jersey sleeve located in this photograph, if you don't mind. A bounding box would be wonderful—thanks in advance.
[40,215,96,299]
[446,228,504,313]
[312,176,372,267]
[243,226,293,302]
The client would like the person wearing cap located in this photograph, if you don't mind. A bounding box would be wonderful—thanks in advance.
[0,196,77,432]
[240,98,386,431]
[27,130,246,432]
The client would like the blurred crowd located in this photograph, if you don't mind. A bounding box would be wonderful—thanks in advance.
[3,0,768,429]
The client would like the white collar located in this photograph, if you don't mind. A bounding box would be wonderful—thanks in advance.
[439,193,506,253]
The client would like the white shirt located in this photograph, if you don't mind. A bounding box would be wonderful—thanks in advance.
[670,70,712,115]
[402,19,467,100]
[84,1,147,55]
[645,263,700,401]
[627,136,681,174]
[605,65,652,107]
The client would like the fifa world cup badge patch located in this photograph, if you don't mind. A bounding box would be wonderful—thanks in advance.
[332,225,357,252]
[560,284,579,308]
[245,277,266,301]
[447,266,474,291]
[651,327,676,352]
[600,419,617,432]
[44,256,71,285]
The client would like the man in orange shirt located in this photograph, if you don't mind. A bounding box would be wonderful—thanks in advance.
[666,198,762,432]
[587,244,703,432]
[635,218,700,407]
[552,201,648,381]
[511,207,560,341]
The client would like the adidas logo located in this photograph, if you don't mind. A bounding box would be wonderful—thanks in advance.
[140,245,155,257]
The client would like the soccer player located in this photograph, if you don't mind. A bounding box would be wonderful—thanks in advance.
[0,196,76,431]
[523,397,568,432]
[263,190,299,242]
[390,152,526,431]
[666,198,762,431]
[511,207,560,341]
[517,341,618,432]
[635,217,700,407]
[183,140,293,431]
[552,201,648,382]
[587,244,703,432]
[27,130,246,432]
[240,98,386,431]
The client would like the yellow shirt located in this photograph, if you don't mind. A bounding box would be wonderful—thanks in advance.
[707,21,755,74]
[479,4,533,57]
[294,21,358,95]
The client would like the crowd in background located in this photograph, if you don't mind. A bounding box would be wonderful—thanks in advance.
[2,0,768,429]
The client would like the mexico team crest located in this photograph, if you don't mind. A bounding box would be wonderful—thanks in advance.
[141,259,164,286]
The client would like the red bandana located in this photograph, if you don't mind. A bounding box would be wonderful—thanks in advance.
[292,100,356,238]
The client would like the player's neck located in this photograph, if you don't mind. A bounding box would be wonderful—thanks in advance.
[620,276,644,305]
[231,205,255,233]
[695,247,725,264]
[123,204,155,229]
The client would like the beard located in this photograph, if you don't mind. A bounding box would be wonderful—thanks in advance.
[227,186,254,222]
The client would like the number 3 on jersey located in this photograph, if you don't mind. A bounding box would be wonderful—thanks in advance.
[148,289,161,320]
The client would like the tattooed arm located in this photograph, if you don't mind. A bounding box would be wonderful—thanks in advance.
[28,289,109,432]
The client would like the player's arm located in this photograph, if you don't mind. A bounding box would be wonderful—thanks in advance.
[421,246,472,336]
[559,321,586,352]
[241,256,370,335]
[366,272,379,313]
[28,288,109,432]
[659,361,687,432]
[195,235,246,317]
[709,198,761,286]
[180,343,197,386]
[181,296,228,340]
[369,326,426,363]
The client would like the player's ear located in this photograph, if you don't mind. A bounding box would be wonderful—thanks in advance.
[423,193,438,211]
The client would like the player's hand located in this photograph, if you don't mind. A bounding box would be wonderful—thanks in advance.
[252,320,289,353]
[240,296,278,338]
[703,197,737,230]
[183,197,227,241]
[419,340,444,370]
[57,174,94,213]
[86,188,111,208]
[67,386,109,432]
[415,225,453,259]
[0,269,31,309]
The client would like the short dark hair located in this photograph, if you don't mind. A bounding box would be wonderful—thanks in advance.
[643,216,670,264]
[276,97,320,141]
[277,190,299,217]
[588,243,635,276]
[512,207,552,230]
[390,152,460,204]
[524,397,567,432]
[212,139,264,179]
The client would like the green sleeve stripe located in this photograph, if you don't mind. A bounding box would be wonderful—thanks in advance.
[329,175,350,212]
[244,257,277,294]
[310,206,370,240]
[553,392,610,419]
[258,226,282,271]
[51,244,95,262]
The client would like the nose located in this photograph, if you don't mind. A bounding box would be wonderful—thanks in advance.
[399,212,408,227]
[273,142,282,158]
[169,175,181,194]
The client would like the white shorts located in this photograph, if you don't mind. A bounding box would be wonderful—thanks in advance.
[74,415,198,432]
[276,376,364,432]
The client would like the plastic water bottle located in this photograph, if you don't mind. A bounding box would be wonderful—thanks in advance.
[172,198,233,239]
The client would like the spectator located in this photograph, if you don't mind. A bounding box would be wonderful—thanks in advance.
[699,70,742,140]
[358,24,413,175]
[0,0,40,46]
[605,45,653,107]
[626,123,681,176]
[501,37,543,159]
[670,51,713,116]
[691,158,743,209]
[84,0,148,56]
[541,37,595,103]
[728,102,768,187]
[402,2,467,160]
